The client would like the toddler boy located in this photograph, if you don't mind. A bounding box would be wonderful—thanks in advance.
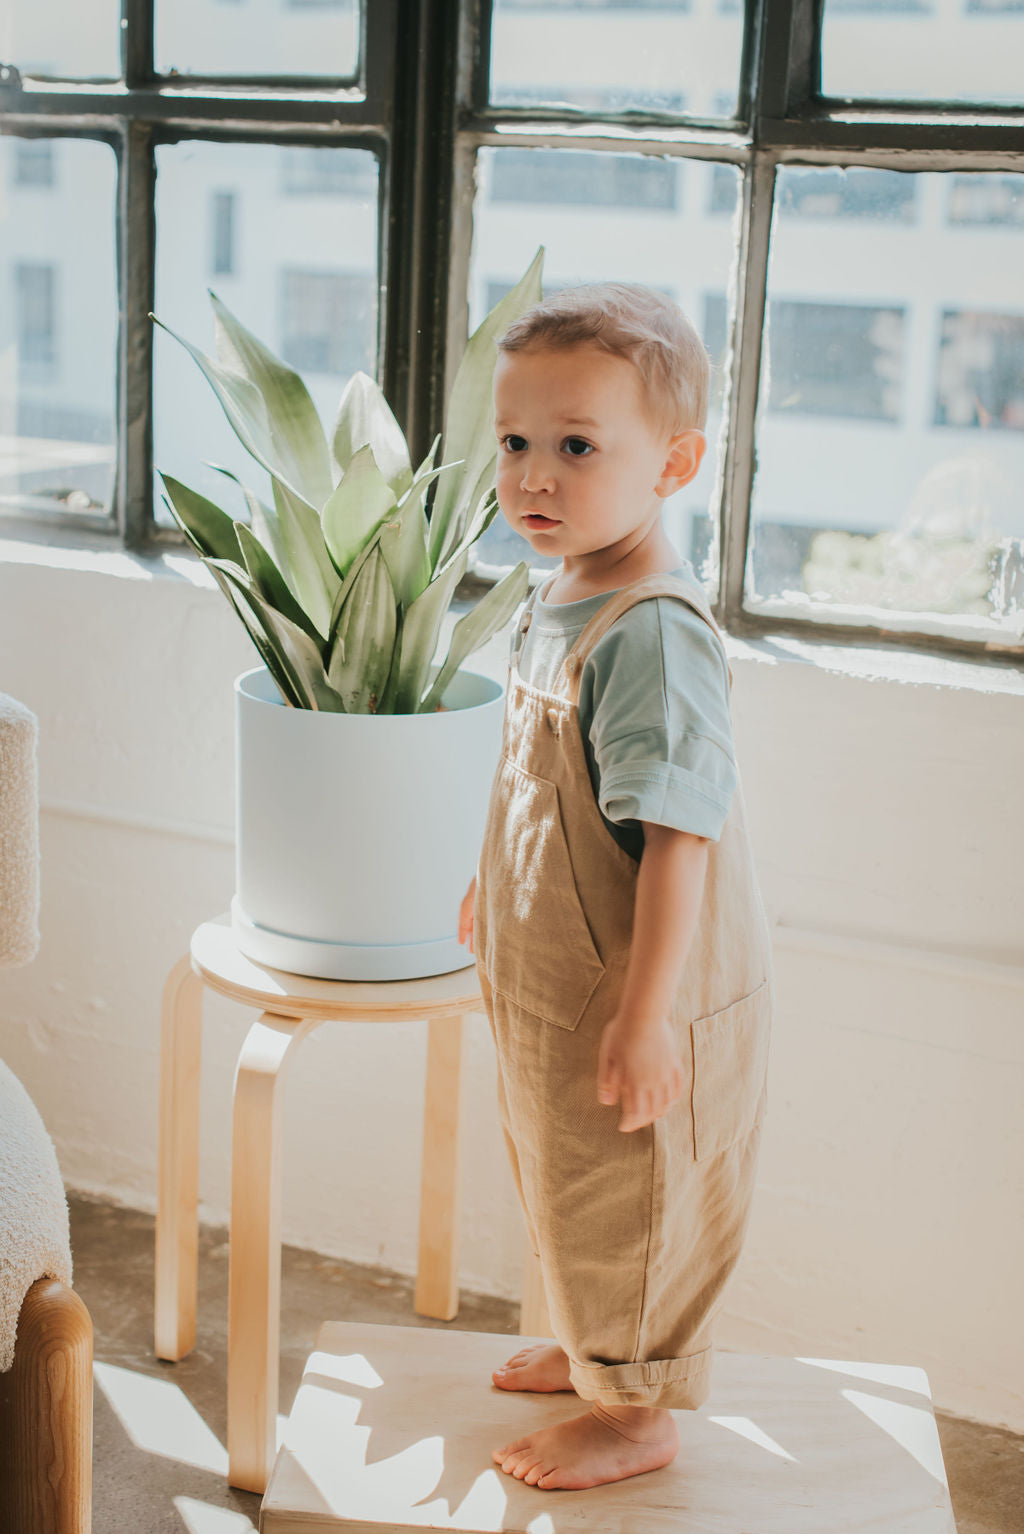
[459,283,773,1491]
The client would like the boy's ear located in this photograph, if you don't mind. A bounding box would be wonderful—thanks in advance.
[656,428,706,499]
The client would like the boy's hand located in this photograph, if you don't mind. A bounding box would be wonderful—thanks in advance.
[458,878,477,953]
[596,1013,684,1133]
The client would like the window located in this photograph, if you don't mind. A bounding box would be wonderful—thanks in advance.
[280,270,376,376]
[14,138,55,187]
[489,149,680,209]
[935,312,1024,430]
[766,302,905,421]
[15,264,57,367]
[210,191,236,276]
[1,0,1021,658]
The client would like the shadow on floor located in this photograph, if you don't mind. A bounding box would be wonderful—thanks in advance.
[69,1194,1023,1534]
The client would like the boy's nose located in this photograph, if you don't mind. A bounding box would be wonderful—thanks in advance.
[520,456,555,494]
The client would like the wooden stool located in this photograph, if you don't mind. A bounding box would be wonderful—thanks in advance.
[154,915,482,1494]
[262,1321,957,1533]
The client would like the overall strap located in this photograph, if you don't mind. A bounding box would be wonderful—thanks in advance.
[509,579,545,668]
[553,573,731,701]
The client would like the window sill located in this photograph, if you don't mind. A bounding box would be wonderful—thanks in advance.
[4,528,1023,700]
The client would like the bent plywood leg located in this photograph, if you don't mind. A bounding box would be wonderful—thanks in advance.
[520,1242,553,1338]
[415,1013,466,1321]
[0,1278,93,1534]
[228,1010,317,1495]
[155,955,204,1361]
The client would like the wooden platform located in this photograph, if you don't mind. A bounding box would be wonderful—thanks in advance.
[260,1322,957,1533]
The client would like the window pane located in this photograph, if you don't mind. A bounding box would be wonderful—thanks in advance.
[153,142,379,524]
[8,0,120,80]
[468,147,742,587]
[821,0,1024,106]
[155,0,360,79]
[0,139,118,522]
[489,0,743,119]
[748,168,1024,641]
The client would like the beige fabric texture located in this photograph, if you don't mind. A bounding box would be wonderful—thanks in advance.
[476,572,773,1410]
[0,692,40,970]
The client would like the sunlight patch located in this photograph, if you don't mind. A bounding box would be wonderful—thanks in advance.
[709,1414,797,1461]
[797,1357,932,1397]
[843,1390,948,1484]
[94,1362,228,1473]
[173,1497,256,1531]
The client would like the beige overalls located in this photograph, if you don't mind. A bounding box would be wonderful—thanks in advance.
[475,571,774,1411]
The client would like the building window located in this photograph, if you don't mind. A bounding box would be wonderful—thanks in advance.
[766,301,905,422]
[776,167,917,222]
[15,263,57,368]
[279,269,375,376]
[948,175,1024,226]
[489,149,680,209]
[280,147,379,198]
[935,311,1024,430]
[14,138,55,187]
[211,191,236,276]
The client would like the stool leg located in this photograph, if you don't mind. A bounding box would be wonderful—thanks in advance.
[155,955,204,1361]
[414,1013,466,1322]
[520,1244,553,1338]
[228,1010,316,1495]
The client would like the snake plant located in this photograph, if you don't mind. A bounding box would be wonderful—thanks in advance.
[153,251,543,713]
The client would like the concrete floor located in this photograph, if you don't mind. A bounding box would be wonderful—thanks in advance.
[71,1194,1024,1533]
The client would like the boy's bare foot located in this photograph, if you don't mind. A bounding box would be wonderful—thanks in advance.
[492,1403,679,1489]
[492,1342,575,1393]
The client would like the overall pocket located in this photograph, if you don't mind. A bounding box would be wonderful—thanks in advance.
[480,758,605,1031]
[691,980,771,1161]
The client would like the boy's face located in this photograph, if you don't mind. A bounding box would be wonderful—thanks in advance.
[492,342,703,563]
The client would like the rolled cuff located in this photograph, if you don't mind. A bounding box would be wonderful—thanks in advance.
[569,1345,713,1410]
[599,760,734,842]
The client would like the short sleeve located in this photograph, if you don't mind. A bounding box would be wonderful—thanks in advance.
[582,597,737,842]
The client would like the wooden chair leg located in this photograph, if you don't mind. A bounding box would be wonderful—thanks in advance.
[520,1243,553,1338]
[155,955,204,1361]
[414,1013,466,1321]
[227,1010,317,1495]
[0,1278,93,1534]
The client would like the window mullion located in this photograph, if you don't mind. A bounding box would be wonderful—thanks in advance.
[122,0,155,91]
[118,119,156,549]
[754,0,821,126]
[718,151,775,629]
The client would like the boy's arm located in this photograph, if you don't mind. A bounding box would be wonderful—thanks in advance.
[597,822,709,1133]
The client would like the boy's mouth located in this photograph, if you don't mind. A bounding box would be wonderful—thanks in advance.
[523,513,560,531]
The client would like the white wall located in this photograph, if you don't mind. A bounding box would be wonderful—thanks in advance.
[0,540,1022,1433]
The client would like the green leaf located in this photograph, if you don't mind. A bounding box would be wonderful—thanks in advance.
[235,523,321,640]
[428,248,544,568]
[380,499,431,611]
[419,561,529,712]
[208,558,345,712]
[208,463,290,580]
[325,544,398,714]
[331,371,413,497]
[210,293,333,509]
[272,478,341,640]
[208,565,306,708]
[321,444,397,578]
[390,548,469,713]
[159,473,242,563]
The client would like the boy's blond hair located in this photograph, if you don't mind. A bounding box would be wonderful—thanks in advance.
[497,282,710,433]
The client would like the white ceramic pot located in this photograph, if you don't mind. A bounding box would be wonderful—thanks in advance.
[232,665,504,980]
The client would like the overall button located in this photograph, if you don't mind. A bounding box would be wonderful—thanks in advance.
[545,707,561,735]
[564,655,580,676]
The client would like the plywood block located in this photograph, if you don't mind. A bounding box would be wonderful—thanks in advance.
[260,1322,957,1533]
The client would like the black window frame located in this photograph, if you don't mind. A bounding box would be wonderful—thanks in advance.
[1,0,1022,663]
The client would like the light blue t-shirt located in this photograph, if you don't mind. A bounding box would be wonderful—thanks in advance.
[517,565,737,858]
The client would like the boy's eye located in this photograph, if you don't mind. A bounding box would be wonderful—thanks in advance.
[563,437,594,457]
[500,434,528,453]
